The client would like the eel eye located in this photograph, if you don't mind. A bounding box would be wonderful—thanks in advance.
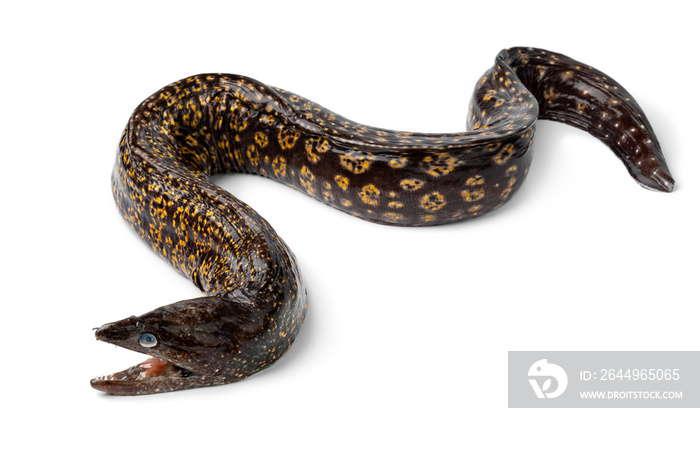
[139,333,158,348]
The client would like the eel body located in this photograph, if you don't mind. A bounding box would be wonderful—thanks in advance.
[92,47,673,395]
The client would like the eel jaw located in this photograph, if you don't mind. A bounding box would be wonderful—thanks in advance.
[91,356,196,396]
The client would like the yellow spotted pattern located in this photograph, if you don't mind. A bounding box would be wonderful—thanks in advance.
[339,152,373,174]
[359,184,380,206]
[305,137,330,163]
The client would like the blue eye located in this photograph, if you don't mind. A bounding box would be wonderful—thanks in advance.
[139,333,158,348]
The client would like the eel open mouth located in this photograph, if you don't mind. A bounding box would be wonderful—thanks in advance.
[92,357,184,384]
[91,320,197,395]
[91,355,194,395]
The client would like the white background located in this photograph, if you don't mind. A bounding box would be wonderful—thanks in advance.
[2,1,697,464]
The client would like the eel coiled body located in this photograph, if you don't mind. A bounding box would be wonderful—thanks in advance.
[92,47,674,395]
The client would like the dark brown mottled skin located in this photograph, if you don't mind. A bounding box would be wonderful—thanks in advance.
[92,48,674,395]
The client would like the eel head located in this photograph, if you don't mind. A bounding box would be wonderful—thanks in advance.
[91,297,254,395]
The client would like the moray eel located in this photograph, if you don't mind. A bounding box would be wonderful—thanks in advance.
[92,47,673,395]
